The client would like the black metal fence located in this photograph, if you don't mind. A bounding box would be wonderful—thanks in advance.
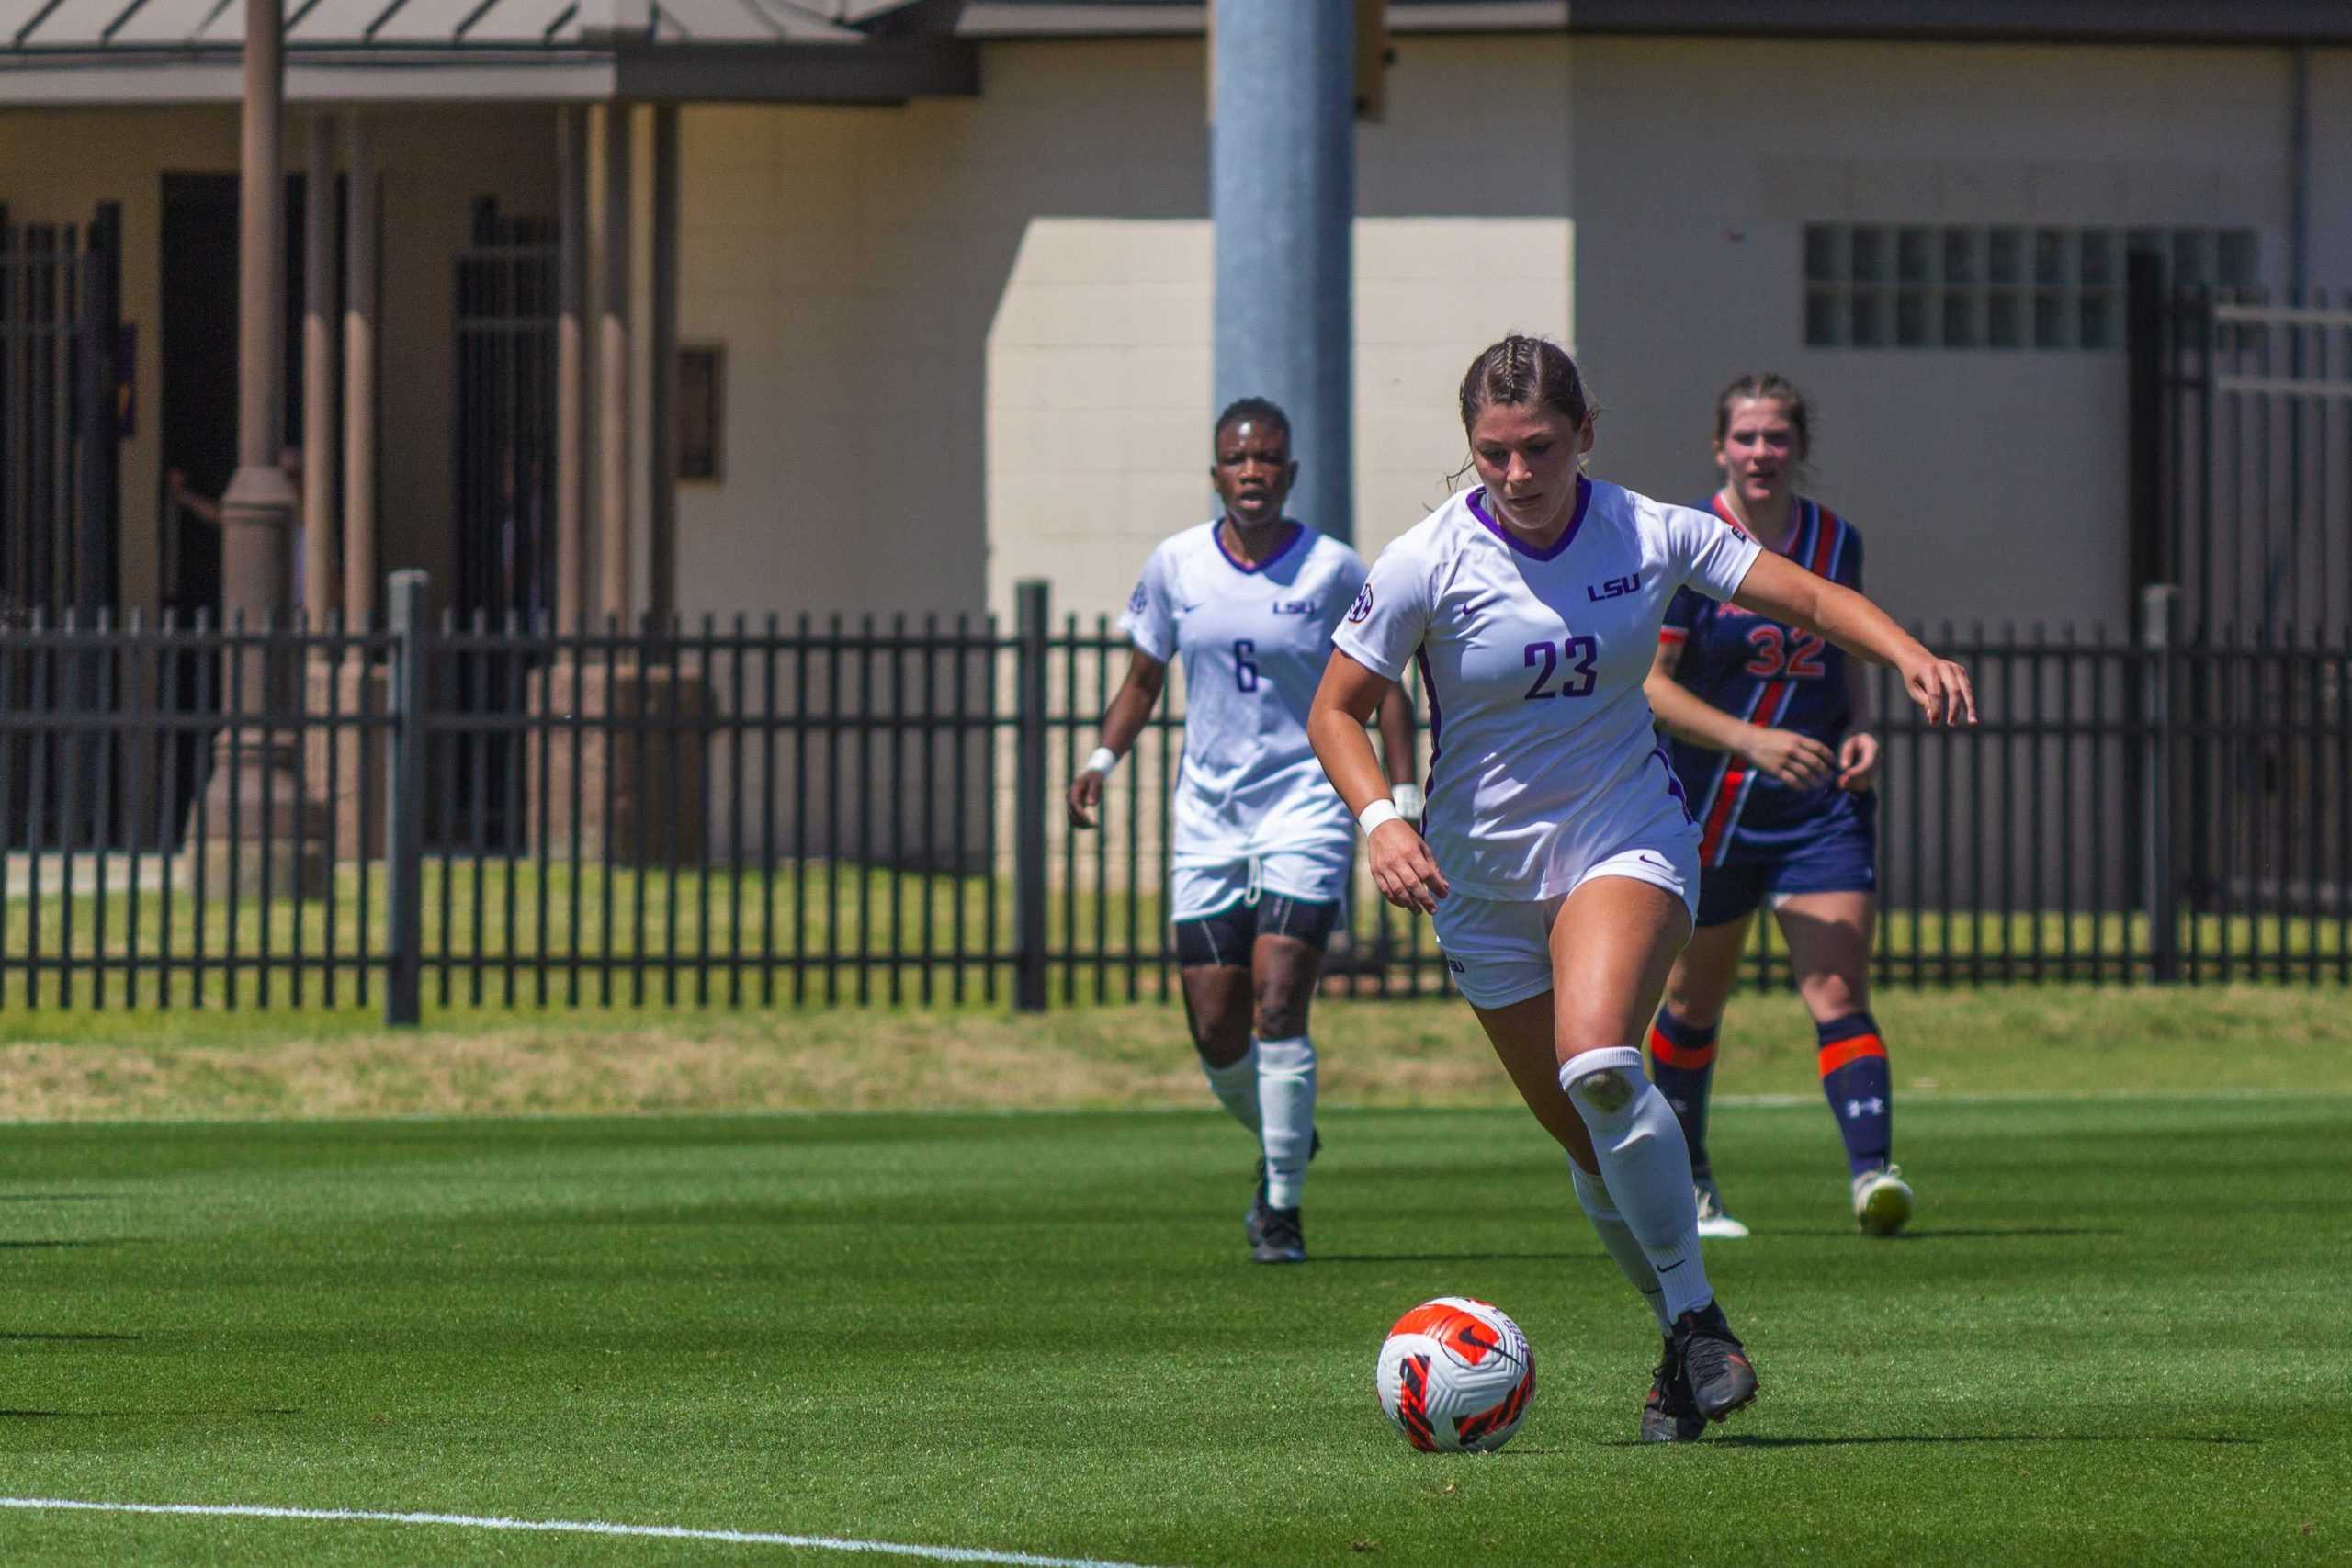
[1,573,2346,1020]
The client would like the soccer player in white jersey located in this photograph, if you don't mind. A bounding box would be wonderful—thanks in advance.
[1068,398,1419,1266]
[1308,337,1973,1439]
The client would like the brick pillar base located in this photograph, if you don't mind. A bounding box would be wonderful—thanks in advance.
[528,659,715,864]
[181,744,333,897]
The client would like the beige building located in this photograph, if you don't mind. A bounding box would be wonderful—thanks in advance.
[1,1,2346,641]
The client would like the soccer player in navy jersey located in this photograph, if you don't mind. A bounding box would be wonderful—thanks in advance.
[1310,339,1973,1441]
[1069,399,1419,1265]
[1645,374,1911,1239]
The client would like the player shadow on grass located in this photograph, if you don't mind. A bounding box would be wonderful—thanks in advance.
[1313,1252,1594,1265]
[1770,1227,2123,1240]
[1698,1433,2260,1450]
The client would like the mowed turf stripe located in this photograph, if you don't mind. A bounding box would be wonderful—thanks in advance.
[0,1497,1178,1568]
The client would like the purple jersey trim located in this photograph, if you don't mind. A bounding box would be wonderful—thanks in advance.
[1215,517,1305,576]
[1648,745,1693,825]
[1466,479,1591,563]
[1412,645,1443,784]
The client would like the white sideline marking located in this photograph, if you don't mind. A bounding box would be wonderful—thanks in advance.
[0,1497,1173,1567]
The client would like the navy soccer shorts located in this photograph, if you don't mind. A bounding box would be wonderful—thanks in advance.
[1695,794,1879,929]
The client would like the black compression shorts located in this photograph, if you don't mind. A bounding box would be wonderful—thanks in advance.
[1173,894,1341,968]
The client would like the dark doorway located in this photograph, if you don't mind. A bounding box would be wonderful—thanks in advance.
[443,197,557,853]
[157,172,306,620]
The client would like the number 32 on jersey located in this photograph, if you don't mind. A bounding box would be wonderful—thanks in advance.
[1743,625,1827,680]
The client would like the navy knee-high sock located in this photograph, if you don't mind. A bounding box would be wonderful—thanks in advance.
[1645,1009,1719,1183]
[1817,1012,1894,1176]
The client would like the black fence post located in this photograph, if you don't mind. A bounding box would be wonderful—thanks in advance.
[385,570,427,1026]
[2142,583,2180,982]
[1013,579,1050,1013]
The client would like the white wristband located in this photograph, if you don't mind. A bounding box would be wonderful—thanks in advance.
[1391,782,1426,825]
[1358,798,1403,837]
[1083,746,1120,778]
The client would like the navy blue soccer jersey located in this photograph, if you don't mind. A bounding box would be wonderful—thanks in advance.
[1659,496,1866,867]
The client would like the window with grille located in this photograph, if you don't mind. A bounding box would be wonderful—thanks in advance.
[1802,223,2260,350]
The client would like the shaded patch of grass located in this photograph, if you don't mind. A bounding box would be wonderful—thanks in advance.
[0,984,2345,1122]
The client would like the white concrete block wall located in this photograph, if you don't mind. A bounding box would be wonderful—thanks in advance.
[1568,38,2304,634]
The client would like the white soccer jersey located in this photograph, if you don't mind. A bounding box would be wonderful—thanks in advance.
[1121,519,1369,867]
[1331,479,1763,900]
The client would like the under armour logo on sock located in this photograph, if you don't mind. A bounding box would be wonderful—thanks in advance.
[1845,1097,1887,1118]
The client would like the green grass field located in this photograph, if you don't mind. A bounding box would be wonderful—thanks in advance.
[3,992,2347,1564]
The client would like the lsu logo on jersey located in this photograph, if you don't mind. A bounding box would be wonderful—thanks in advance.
[1272,599,1319,615]
[1586,574,1641,603]
[1347,583,1374,623]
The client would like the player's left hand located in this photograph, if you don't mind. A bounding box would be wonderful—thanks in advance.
[1837,731,1881,793]
[1901,655,1976,727]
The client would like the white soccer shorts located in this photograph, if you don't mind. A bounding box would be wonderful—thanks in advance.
[1431,838,1700,1010]
[1170,838,1353,923]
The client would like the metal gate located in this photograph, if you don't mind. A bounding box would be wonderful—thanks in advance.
[447,197,557,852]
[2137,259,2352,641]
[2134,259,2352,921]
[0,201,121,852]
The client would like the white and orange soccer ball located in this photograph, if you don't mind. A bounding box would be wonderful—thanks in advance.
[1374,1296,1535,1453]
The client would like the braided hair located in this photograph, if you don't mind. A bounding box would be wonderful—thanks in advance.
[1457,335,1590,436]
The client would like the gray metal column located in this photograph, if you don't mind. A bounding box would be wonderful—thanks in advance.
[1210,0,1355,542]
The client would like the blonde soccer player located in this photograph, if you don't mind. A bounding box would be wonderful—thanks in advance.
[1308,337,1973,1439]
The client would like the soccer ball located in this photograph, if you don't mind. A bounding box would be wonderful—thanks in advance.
[1374,1296,1535,1453]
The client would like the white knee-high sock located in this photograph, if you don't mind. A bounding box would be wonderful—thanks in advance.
[1200,1043,1261,1138]
[1559,1047,1712,1323]
[1569,1160,1672,1334]
[1256,1035,1317,1209]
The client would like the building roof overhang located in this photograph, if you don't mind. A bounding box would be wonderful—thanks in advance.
[6,0,2347,108]
[957,0,2352,47]
[0,0,977,105]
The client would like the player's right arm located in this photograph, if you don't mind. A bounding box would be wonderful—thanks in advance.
[1071,547,1182,829]
[1644,637,1834,790]
[1067,650,1167,829]
[1315,538,1446,913]
[1309,652,1447,913]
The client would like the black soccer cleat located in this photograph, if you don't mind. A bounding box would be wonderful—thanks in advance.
[1244,1129,1322,1249]
[1671,1300,1758,1422]
[1639,1336,1708,1443]
[1250,1205,1307,1264]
